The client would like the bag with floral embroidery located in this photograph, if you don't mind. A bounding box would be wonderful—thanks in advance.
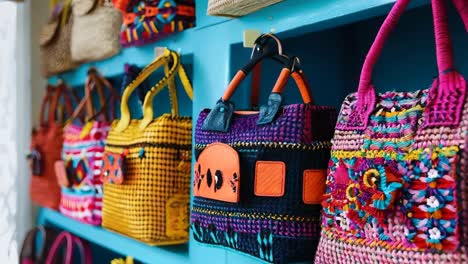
[315,0,468,263]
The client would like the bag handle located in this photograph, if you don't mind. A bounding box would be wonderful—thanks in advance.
[71,69,120,123]
[71,235,93,264]
[452,0,468,31]
[114,49,178,132]
[39,84,74,126]
[19,226,47,263]
[139,50,193,129]
[45,231,73,264]
[340,0,467,130]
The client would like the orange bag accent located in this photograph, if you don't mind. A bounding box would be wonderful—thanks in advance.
[303,169,327,204]
[100,151,126,185]
[254,161,285,197]
[177,5,195,16]
[54,160,70,188]
[194,143,240,203]
[123,13,136,25]
[145,7,159,17]
[221,71,246,101]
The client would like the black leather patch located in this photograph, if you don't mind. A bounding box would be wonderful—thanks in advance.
[257,93,283,125]
[202,100,235,132]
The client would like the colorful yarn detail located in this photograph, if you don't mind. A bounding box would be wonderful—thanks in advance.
[118,0,195,47]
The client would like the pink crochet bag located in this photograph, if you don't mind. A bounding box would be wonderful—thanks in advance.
[315,0,468,263]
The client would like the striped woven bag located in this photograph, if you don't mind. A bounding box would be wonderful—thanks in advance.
[315,0,468,263]
[101,49,193,245]
[192,56,337,262]
[57,69,119,225]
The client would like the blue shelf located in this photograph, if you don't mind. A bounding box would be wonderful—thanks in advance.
[37,208,188,264]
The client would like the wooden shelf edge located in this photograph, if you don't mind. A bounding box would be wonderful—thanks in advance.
[37,208,189,264]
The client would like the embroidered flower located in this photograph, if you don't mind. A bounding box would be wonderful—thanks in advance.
[429,227,441,240]
[428,169,439,179]
[336,212,350,231]
[427,196,440,208]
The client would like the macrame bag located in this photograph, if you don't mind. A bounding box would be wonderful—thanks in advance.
[101,49,194,245]
[70,0,122,62]
[192,57,337,262]
[29,84,74,209]
[40,1,79,77]
[207,0,283,17]
[315,0,468,263]
[57,69,119,225]
[111,0,195,47]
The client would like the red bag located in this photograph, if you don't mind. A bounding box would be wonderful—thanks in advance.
[29,84,73,209]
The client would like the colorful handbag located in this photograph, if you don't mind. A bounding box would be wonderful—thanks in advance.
[58,69,120,225]
[191,47,337,262]
[45,231,92,264]
[111,0,195,47]
[40,0,79,77]
[207,0,282,17]
[29,84,73,209]
[102,49,193,245]
[70,0,122,62]
[19,226,60,264]
[315,0,468,263]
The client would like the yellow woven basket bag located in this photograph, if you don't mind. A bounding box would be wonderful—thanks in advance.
[101,49,193,245]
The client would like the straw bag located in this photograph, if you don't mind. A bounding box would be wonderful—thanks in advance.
[70,0,122,62]
[207,0,282,17]
[29,84,74,209]
[40,1,79,77]
[111,0,195,47]
[57,69,120,225]
[191,39,337,262]
[315,0,468,263]
[45,231,92,264]
[102,49,194,245]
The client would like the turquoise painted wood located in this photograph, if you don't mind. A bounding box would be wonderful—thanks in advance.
[38,0,468,263]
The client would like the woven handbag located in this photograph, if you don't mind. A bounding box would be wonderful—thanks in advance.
[315,0,468,263]
[102,49,194,245]
[40,0,79,77]
[45,231,92,264]
[29,84,74,209]
[58,69,120,225]
[191,56,337,262]
[207,0,282,17]
[111,0,195,47]
[70,0,122,62]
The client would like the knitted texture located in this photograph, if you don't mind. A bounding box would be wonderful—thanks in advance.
[102,115,192,245]
[315,86,468,263]
[117,0,195,47]
[71,0,122,62]
[192,104,337,263]
[59,121,110,225]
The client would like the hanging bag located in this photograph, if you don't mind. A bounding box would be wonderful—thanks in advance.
[57,69,120,225]
[29,84,74,209]
[315,0,468,263]
[70,0,122,62]
[102,49,194,245]
[45,231,92,264]
[40,0,79,77]
[111,0,195,47]
[191,42,337,263]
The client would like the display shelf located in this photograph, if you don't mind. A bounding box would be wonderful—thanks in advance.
[37,208,189,264]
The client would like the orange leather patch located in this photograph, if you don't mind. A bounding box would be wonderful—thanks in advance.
[194,143,240,203]
[303,169,327,204]
[254,161,285,197]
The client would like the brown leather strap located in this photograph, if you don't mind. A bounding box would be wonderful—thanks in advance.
[39,85,55,126]
[45,83,73,125]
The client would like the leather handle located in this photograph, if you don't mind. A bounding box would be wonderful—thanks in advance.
[45,83,74,126]
[39,85,55,126]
